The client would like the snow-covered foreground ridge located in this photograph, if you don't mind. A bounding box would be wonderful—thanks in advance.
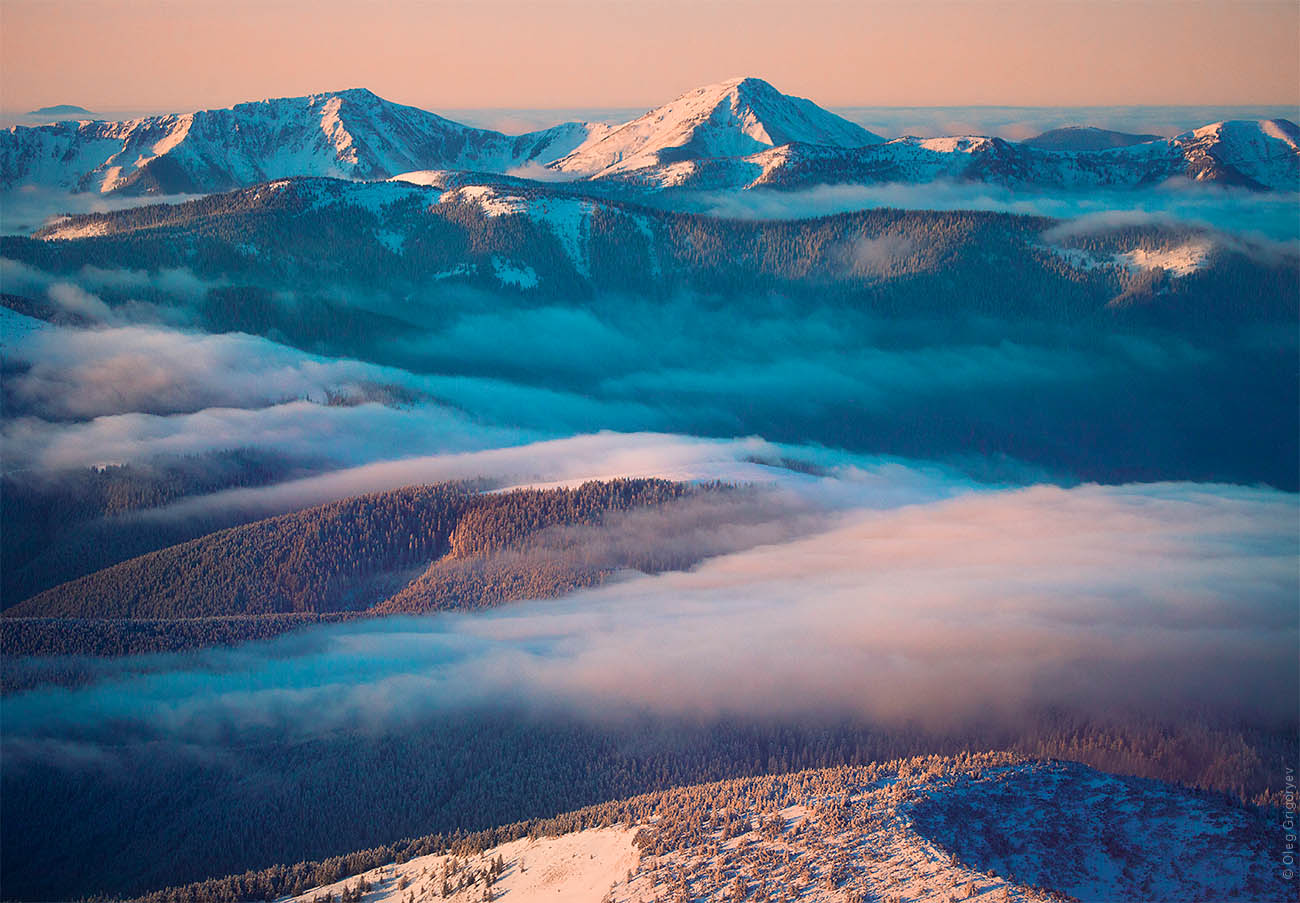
[144,753,1290,903]
[4,78,1297,195]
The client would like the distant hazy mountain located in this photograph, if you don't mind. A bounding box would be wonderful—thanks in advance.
[4,81,1297,195]
[26,104,93,117]
[1023,125,1163,150]
[0,88,605,194]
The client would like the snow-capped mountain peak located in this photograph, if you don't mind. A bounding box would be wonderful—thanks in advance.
[3,81,1296,198]
[0,89,603,195]
[552,76,882,177]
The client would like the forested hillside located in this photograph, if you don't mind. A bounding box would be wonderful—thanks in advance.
[7,177,1296,492]
[10,176,1293,336]
[6,478,706,624]
[0,450,303,606]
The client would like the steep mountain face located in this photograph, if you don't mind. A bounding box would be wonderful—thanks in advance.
[1023,125,1163,150]
[0,88,602,194]
[1173,118,1300,189]
[550,76,882,177]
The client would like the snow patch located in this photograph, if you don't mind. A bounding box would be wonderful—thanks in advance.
[1116,242,1212,276]
[440,185,527,217]
[282,827,638,903]
[915,136,993,154]
[250,180,292,202]
[1260,118,1300,147]
[375,229,404,254]
[96,165,125,193]
[431,263,475,280]
[389,170,454,188]
[41,219,110,240]
[491,256,538,288]
[528,197,593,276]
[1037,243,1115,272]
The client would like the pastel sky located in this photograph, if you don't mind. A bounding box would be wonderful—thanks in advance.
[3,0,1297,113]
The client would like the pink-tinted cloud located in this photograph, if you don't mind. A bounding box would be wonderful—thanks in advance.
[5,479,1294,742]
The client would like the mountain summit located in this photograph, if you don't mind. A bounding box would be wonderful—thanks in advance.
[551,76,882,177]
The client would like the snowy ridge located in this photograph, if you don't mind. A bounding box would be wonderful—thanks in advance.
[276,755,1289,903]
[437,184,529,217]
[628,120,1300,192]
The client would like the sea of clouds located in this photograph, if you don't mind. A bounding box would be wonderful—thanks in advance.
[3,462,1294,758]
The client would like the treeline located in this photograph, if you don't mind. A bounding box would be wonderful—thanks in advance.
[122,745,1290,903]
[0,290,94,326]
[124,752,1027,903]
[1,449,301,607]
[122,752,1019,903]
[378,483,751,615]
[0,614,365,692]
[7,483,458,619]
[3,703,1293,902]
[6,478,706,623]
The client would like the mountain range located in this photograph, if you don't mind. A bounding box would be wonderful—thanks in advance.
[0,88,603,195]
[3,78,1297,196]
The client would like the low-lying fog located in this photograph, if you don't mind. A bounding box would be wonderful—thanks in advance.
[4,456,1295,762]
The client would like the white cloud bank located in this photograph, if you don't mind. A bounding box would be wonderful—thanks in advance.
[5,479,1294,745]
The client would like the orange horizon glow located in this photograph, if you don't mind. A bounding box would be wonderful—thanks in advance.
[2,0,1298,114]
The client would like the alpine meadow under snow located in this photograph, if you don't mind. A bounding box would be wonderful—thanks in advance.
[1,64,1297,903]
